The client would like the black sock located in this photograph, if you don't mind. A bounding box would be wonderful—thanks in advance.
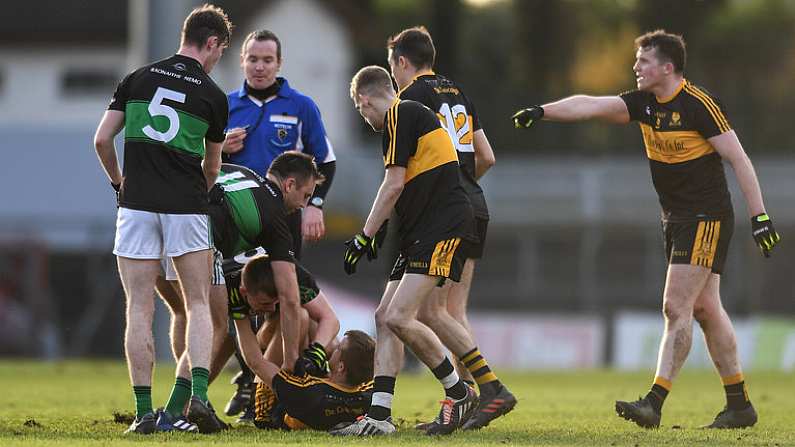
[431,358,466,400]
[725,382,751,410]
[368,376,396,421]
[645,383,669,413]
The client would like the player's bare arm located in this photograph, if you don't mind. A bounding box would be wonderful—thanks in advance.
[472,129,495,179]
[272,260,302,370]
[362,166,405,237]
[93,110,125,186]
[302,292,340,349]
[203,140,223,190]
[543,95,631,124]
[234,318,279,384]
[709,130,766,217]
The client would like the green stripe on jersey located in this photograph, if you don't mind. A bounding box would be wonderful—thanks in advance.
[225,188,263,253]
[124,101,209,157]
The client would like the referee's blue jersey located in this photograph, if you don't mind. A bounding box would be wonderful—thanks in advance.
[226,77,335,177]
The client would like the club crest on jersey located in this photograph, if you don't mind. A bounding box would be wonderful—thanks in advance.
[278,128,288,141]
[669,112,681,127]
[174,62,187,71]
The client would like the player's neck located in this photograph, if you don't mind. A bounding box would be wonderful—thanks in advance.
[266,173,285,194]
[653,75,684,101]
[177,46,207,69]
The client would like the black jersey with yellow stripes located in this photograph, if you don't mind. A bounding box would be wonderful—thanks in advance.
[270,371,372,431]
[382,100,476,250]
[620,80,733,221]
[398,72,488,219]
[108,54,228,214]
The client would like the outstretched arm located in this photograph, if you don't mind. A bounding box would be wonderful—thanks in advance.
[513,95,631,128]
[542,95,631,124]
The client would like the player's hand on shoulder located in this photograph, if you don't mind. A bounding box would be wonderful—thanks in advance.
[512,106,544,129]
[751,213,781,257]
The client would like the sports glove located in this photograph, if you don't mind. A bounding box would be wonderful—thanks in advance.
[512,106,544,128]
[293,342,329,377]
[368,220,389,261]
[343,232,372,275]
[111,182,121,206]
[227,287,251,320]
[751,213,781,257]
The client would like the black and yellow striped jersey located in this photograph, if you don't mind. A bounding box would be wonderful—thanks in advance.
[398,72,488,219]
[620,79,733,221]
[270,371,372,431]
[108,54,228,214]
[382,100,476,250]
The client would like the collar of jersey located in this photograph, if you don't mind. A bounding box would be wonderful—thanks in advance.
[656,78,685,104]
[172,54,203,70]
[236,77,293,99]
[397,70,435,96]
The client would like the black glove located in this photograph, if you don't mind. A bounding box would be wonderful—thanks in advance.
[368,220,389,261]
[512,106,544,128]
[111,182,121,206]
[227,287,251,320]
[344,232,372,275]
[751,213,781,257]
[293,342,329,377]
[208,184,225,205]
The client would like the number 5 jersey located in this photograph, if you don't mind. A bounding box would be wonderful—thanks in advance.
[108,54,228,214]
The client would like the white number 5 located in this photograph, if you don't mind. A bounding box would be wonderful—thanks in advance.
[143,87,185,143]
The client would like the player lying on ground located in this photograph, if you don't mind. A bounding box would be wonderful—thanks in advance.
[231,257,372,431]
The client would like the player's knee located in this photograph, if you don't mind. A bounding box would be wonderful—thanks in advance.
[417,307,441,330]
[662,300,689,324]
[385,313,410,337]
[374,305,390,329]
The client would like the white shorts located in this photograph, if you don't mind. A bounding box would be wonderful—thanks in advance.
[162,248,225,285]
[113,208,212,259]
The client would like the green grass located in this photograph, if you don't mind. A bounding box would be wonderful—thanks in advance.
[0,360,792,446]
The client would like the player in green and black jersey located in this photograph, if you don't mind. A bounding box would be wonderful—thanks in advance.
[387,26,515,431]
[210,154,325,377]
[93,5,233,435]
[512,29,780,430]
[333,66,478,437]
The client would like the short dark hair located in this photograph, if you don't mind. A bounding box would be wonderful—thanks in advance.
[241,29,282,61]
[635,29,686,74]
[181,4,233,49]
[340,330,375,386]
[387,26,435,70]
[268,151,324,187]
[241,255,277,298]
[350,65,394,100]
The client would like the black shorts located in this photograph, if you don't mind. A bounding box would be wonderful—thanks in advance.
[663,217,733,274]
[466,218,488,259]
[389,237,469,282]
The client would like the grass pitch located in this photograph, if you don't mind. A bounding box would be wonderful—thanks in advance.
[0,361,792,446]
